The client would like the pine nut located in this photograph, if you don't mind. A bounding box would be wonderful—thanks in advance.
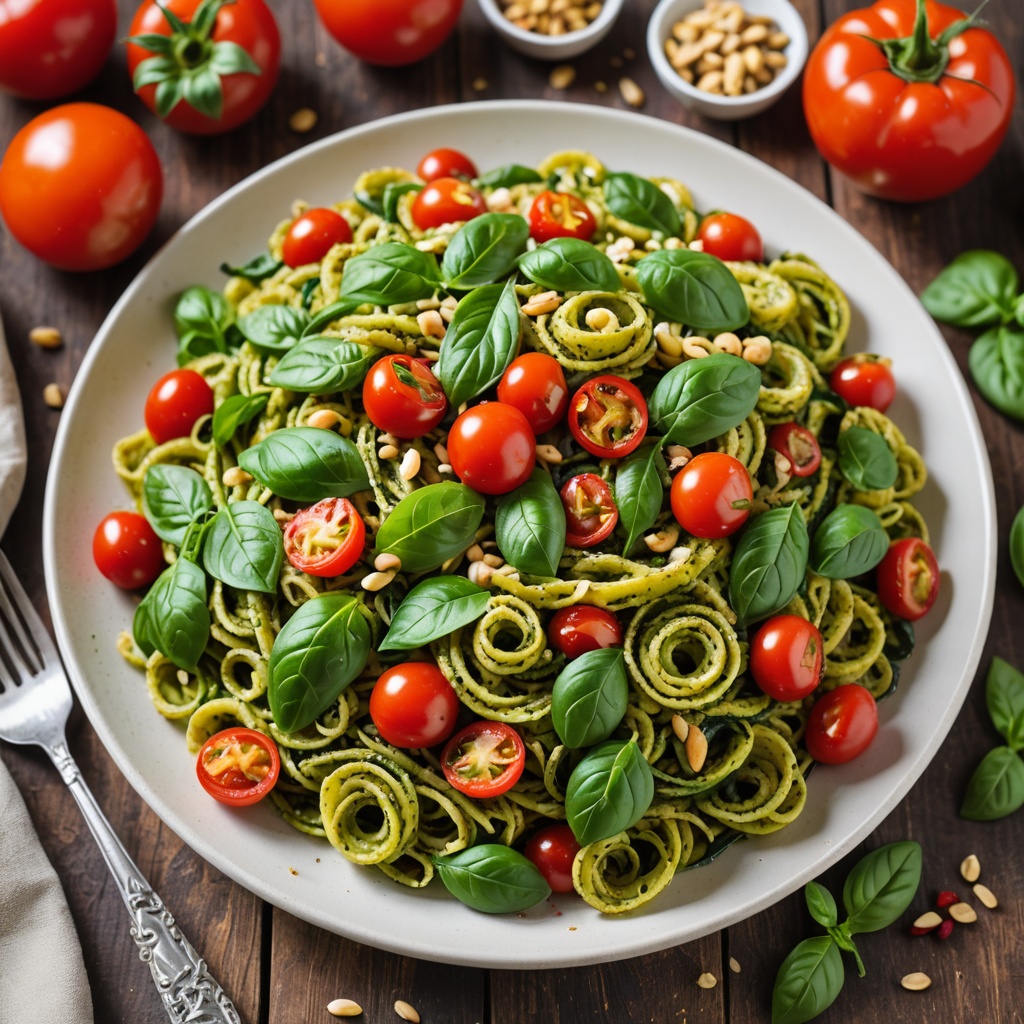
[960,854,981,882]
[912,911,942,930]
[379,432,400,446]
[30,325,63,348]
[671,714,689,743]
[395,999,420,1022]
[696,70,724,93]
[378,444,400,460]
[713,331,743,355]
[417,309,446,339]
[400,448,422,480]
[696,972,717,989]
[327,998,363,1017]
[729,957,741,973]
[521,291,561,316]
[973,883,998,909]
[585,307,620,332]
[948,902,977,923]
[682,335,714,359]
[619,76,645,108]
[901,973,932,992]
[222,466,253,488]
[43,382,64,408]
[273,508,294,524]
[306,409,341,430]
[767,30,790,50]
[361,570,396,592]
[549,64,576,89]
[467,560,494,586]
[374,552,402,572]
[498,0,604,36]
[536,444,563,464]
[289,108,318,133]
[467,544,485,562]
[723,51,745,95]
[645,526,680,553]
[686,726,708,772]
[742,335,772,364]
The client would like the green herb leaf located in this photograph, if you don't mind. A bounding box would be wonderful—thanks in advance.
[635,249,749,332]
[564,739,654,846]
[212,392,270,447]
[378,576,490,652]
[986,656,1024,751]
[141,464,213,546]
[551,648,629,749]
[269,339,380,393]
[968,325,1024,422]
[921,250,1018,327]
[837,426,898,492]
[340,242,441,306]
[961,746,1024,820]
[613,442,666,555]
[433,845,551,914]
[301,297,366,337]
[219,251,283,282]
[603,172,681,236]
[474,164,543,189]
[809,504,888,580]
[441,213,529,288]
[209,39,261,77]
[771,936,844,1024]
[133,559,209,673]
[517,237,621,293]
[494,469,565,577]
[804,881,838,929]
[842,841,922,934]
[202,500,283,594]
[174,285,234,354]
[380,181,422,222]
[237,304,308,354]
[1011,506,1024,589]
[182,65,223,120]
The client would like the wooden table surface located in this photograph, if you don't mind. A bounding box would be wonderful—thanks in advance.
[2,2,1022,1022]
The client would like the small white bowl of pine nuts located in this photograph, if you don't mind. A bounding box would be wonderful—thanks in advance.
[478,0,626,61]
[647,0,807,119]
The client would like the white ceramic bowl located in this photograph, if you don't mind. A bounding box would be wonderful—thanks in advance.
[647,0,808,119]
[477,0,625,60]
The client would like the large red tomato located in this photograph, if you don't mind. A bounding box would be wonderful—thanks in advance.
[0,0,117,99]
[0,103,163,272]
[803,0,1015,201]
[126,0,281,135]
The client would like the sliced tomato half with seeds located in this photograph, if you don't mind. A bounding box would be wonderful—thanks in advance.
[283,497,366,577]
[441,721,526,798]
[197,727,280,806]
[568,375,648,458]
[560,473,618,548]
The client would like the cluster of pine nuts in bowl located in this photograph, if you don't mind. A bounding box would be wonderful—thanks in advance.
[477,0,626,60]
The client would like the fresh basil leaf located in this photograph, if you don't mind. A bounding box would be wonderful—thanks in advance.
[837,426,898,491]
[475,164,543,189]
[649,352,761,447]
[268,593,371,733]
[202,500,283,594]
[378,576,490,652]
[382,181,422,222]
[176,329,223,365]
[219,251,283,282]
[842,841,922,934]
[921,250,1018,327]
[804,881,838,929]
[340,242,441,306]
[441,213,529,289]
[603,172,681,236]
[636,249,749,332]
[132,559,209,673]
[174,285,233,352]
[238,427,369,503]
[986,656,1024,752]
[432,845,550,914]
[564,739,654,846]
[375,483,486,574]
[613,442,665,555]
[809,504,888,580]
[300,277,320,309]
[728,504,809,626]
[212,392,270,447]
[302,297,366,337]
[436,279,521,408]
[1011,505,1024,589]
[771,936,844,1024]
[494,469,565,577]
[141,464,213,546]
[960,745,1024,820]
[551,647,629,748]
[1016,292,1024,329]
[237,304,309,353]
[968,325,1024,422]
[517,237,621,293]
[269,339,380,393]
[353,188,384,217]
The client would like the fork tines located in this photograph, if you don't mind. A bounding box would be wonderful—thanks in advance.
[0,551,47,694]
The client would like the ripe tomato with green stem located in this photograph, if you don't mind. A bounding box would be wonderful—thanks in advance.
[749,615,824,701]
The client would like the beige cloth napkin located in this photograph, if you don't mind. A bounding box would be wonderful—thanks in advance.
[0,312,94,1024]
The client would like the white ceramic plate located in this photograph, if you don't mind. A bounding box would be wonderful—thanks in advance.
[43,101,996,969]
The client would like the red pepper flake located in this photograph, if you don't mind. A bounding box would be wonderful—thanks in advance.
[936,890,960,908]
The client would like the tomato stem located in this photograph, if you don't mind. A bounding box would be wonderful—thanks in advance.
[874,0,983,84]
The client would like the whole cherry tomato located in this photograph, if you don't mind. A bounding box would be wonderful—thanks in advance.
[362,354,448,439]
[441,721,526,798]
[547,605,623,659]
[528,191,598,244]
[696,212,764,263]
[313,0,463,66]
[417,147,477,182]
[0,0,117,99]
[145,368,215,444]
[283,498,366,578]
[369,662,460,748]
[524,823,581,894]
[126,0,281,135]
[749,615,824,702]
[766,422,823,478]
[876,537,940,621]
[804,684,879,765]
[0,103,163,272]
[670,452,753,538]
[803,0,1015,201]
[829,354,896,412]
[196,727,280,806]
[447,403,536,496]
[411,177,487,230]
[497,353,569,434]
[281,207,353,268]
[93,511,166,590]
[568,376,648,459]
[560,473,618,548]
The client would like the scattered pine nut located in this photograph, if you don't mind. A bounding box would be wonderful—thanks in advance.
[671,714,689,744]
[521,290,561,316]
[468,560,494,586]
[549,64,576,89]
[222,466,253,488]
[288,107,318,133]
[327,997,363,1016]
[536,443,563,464]
[467,544,485,562]
[43,382,64,408]
[960,854,981,883]
[696,972,717,989]
[417,309,446,339]
[618,77,645,107]
[686,725,708,773]
[361,570,396,592]
[394,1000,420,1023]
[273,508,294,524]
[973,883,998,909]
[374,552,402,572]
[912,911,942,931]
[400,448,422,480]
[594,80,608,92]
[948,902,977,924]
[729,957,741,973]
[472,77,488,91]
[306,409,342,430]
[901,972,932,992]
[379,444,400,460]
[645,526,680,553]
[30,325,63,349]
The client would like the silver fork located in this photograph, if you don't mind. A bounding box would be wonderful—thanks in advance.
[0,550,242,1024]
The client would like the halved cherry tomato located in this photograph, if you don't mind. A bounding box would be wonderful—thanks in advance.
[804,684,879,765]
[749,615,824,702]
[369,662,459,748]
[767,422,822,478]
[441,721,526,798]
[829,355,896,413]
[196,726,280,806]
[144,369,215,444]
[93,510,165,589]
[283,498,365,578]
[447,402,536,496]
[696,212,764,263]
[281,207,352,268]
[524,823,581,894]
[362,354,448,439]
[876,537,940,621]
[497,353,569,434]
[568,376,648,459]
[560,473,618,548]
[411,177,487,231]
[670,452,753,538]
[417,147,477,182]
[528,191,597,243]
[547,605,623,659]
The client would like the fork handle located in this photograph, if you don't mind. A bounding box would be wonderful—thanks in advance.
[49,741,243,1024]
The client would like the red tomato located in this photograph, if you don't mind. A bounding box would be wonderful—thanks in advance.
[802,0,1015,201]
[196,727,280,806]
[749,615,824,702]
[568,376,648,459]
[829,355,896,412]
[283,498,366,578]
[93,511,165,590]
[876,538,940,621]
[411,177,487,230]
[804,685,879,765]
[524,824,581,894]
[527,191,598,244]
[313,0,462,66]
[560,473,618,548]
[670,452,753,538]
[369,662,460,748]
[126,0,280,135]
[497,353,569,434]
[766,422,823,478]
[0,0,117,99]
[361,354,448,439]
[696,212,764,263]
[144,369,215,444]
[547,605,623,659]
[447,403,536,496]
[0,103,162,272]
[281,207,353,268]
[418,147,478,182]
[441,721,526,798]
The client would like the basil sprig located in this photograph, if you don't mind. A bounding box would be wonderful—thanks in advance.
[237,304,308,354]
[809,504,888,580]
[219,251,283,282]
[613,442,666,555]
[474,164,543,189]
[433,845,551,914]
[441,213,529,288]
[173,285,238,363]
[837,426,898,492]
[1012,505,1024,588]
[564,739,654,846]
[212,392,269,446]
[141,463,213,546]
[967,325,1024,421]
[340,242,441,306]
[494,469,565,577]
[269,339,380,393]
[635,249,749,332]
[551,647,629,749]
[603,172,681,236]
[517,237,621,293]
[378,576,490,652]
[202,500,283,594]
